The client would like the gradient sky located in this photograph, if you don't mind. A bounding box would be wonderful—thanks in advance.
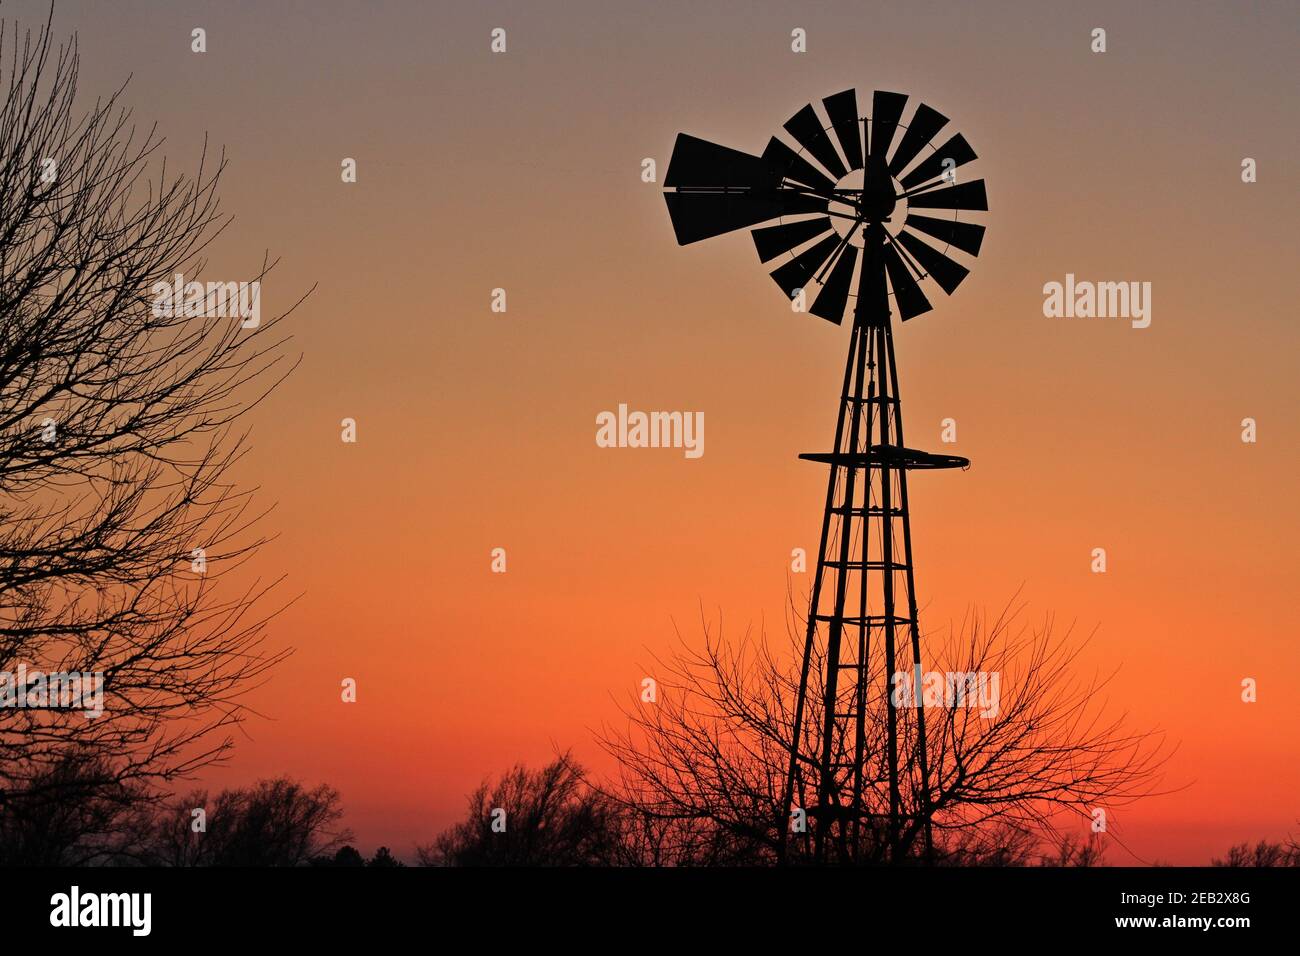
[19,0,1300,863]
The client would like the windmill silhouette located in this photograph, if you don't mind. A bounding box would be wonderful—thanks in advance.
[663,89,987,862]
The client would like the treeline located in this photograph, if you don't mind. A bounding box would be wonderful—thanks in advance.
[414,754,1300,868]
[6,751,1292,867]
[0,755,364,866]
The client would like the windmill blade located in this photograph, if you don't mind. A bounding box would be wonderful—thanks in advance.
[810,244,859,323]
[769,233,843,299]
[899,133,978,189]
[665,191,827,245]
[822,89,863,170]
[784,104,848,180]
[903,214,985,256]
[907,179,988,212]
[882,242,933,320]
[663,133,777,189]
[752,217,835,263]
[888,103,948,177]
[895,229,970,295]
[868,91,908,163]
[762,138,836,193]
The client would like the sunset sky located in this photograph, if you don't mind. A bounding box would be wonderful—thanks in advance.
[23,0,1300,864]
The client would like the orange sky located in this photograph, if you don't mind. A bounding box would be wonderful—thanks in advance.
[23,0,1300,863]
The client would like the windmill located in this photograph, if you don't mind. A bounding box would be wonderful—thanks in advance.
[663,89,987,863]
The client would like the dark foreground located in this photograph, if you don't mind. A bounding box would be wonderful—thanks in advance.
[10,865,1292,942]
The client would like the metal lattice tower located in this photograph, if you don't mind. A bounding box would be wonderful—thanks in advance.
[662,89,988,862]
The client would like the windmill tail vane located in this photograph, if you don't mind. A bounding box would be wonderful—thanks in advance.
[662,89,988,863]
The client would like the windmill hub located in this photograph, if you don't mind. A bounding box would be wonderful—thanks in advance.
[825,168,910,248]
[859,155,898,222]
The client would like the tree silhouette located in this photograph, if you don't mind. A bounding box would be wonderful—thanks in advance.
[311,845,365,867]
[0,11,307,844]
[1039,831,1108,867]
[418,753,630,866]
[1212,838,1300,867]
[144,777,350,867]
[599,599,1170,864]
[366,846,404,867]
[0,748,148,864]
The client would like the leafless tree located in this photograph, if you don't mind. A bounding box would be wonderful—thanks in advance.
[1039,831,1108,867]
[418,752,634,866]
[144,777,350,867]
[0,747,150,864]
[0,10,307,844]
[1212,838,1300,867]
[598,597,1171,865]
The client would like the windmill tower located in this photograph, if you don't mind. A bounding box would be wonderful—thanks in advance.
[663,89,987,863]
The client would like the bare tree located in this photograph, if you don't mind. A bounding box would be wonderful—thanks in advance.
[0,747,149,864]
[0,10,307,840]
[1039,831,1108,867]
[1212,838,1300,867]
[144,777,349,867]
[418,753,631,866]
[599,598,1170,865]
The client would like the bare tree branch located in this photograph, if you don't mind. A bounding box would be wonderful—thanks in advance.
[0,9,310,859]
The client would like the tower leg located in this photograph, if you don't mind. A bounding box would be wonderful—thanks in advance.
[780,324,862,863]
[874,320,902,861]
[812,323,869,860]
[882,318,934,863]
